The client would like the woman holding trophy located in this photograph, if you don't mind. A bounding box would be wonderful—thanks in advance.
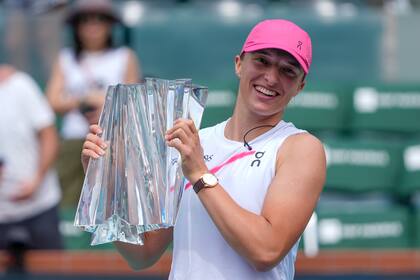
[81,19,325,280]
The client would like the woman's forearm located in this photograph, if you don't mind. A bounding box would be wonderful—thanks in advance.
[114,228,173,270]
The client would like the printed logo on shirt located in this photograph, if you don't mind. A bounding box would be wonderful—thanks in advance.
[251,151,265,167]
[204,154,214,162]
[171,158,178,165]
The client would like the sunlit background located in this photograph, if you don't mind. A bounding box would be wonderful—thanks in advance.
[1,0,420,279]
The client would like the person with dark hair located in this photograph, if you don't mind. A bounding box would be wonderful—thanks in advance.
[81,19,325,279]
[46,0,141,207]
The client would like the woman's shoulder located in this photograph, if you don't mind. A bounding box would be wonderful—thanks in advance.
[59,48,75,58]
[57,48,77,66]
[112,46,138,59]
[199,120,228,140]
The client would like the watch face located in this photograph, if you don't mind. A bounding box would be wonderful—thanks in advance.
[202,173,218,186]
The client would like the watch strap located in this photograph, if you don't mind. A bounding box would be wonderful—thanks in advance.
[193,173,218,194]
[193,178,206,194]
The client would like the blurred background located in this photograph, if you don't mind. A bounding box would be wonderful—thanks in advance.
[1,0,420,279]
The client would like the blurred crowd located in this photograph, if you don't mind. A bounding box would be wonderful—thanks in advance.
[0,0,141,270]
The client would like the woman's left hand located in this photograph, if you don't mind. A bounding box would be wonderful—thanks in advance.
[165,119,208,185]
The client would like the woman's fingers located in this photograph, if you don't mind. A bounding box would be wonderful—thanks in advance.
[166,127,190,145]
[82,126,105,172]
[167,137,184,150]
[86,132,107,149]
[182,119,198,135]
[82,140,106,158]
[167,118,196,136]
[89,124,102,134]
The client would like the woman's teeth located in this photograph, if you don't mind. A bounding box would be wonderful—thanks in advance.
[255,86,277,97]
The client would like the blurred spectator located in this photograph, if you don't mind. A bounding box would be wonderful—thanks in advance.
[0,157,3,183]
[45,0,141,207]
[0,65,62,263]
[1,0,68,85]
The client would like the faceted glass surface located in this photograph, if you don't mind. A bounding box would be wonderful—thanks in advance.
[74,79,207,245]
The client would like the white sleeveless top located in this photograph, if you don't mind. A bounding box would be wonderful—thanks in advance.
[59,47,129,139]
[170,120,306,280]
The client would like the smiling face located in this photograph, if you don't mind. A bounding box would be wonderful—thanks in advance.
[234,48,306,121]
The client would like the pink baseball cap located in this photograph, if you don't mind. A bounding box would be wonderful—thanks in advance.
[241,19,312,74]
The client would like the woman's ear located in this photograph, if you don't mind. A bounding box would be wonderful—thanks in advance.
[299,80,306,92]
[293,80,306,97]
[234,55,241,78]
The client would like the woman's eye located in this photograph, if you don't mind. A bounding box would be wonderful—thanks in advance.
[255,57,268,65]
[281,67,298,77]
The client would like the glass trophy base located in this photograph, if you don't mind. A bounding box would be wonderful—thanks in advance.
[86,214,144,245]
[81,214,174,245]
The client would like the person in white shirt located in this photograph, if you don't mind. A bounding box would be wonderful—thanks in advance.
[81,19,326,279]
[0,65,62,251]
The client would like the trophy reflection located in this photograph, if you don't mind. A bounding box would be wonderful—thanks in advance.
[74,78,208,245]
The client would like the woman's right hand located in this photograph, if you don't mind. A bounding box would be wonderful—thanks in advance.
[81,124,107,173]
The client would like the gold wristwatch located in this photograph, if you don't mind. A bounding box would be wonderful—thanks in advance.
[193,173,218,194]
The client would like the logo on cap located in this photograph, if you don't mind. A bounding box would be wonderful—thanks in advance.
[297,41,303,51]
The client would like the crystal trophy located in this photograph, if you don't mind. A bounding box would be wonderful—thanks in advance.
[74,78,208,245]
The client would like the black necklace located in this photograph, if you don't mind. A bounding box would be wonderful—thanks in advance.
[242,125,275,151]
